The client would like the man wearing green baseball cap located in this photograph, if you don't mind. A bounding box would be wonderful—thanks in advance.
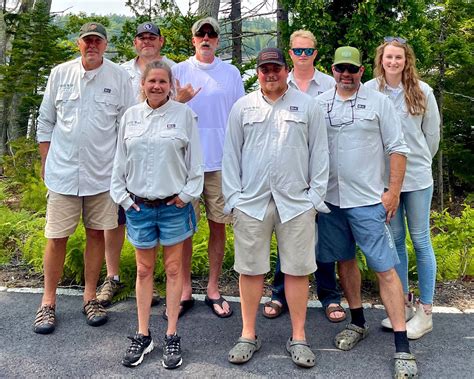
[314,46,419,378]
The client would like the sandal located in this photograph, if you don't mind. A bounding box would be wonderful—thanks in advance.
[334,323,369,351]
[262,300,286,319]
[162,298,195,320]
[286,337,316,368]
[204,295,233,318]
[394,352,418,378]
[325,304,347,323]
[228,336,262,364]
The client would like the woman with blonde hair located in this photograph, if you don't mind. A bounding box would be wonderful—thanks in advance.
[366,37,440,340]
[111,60,203,369]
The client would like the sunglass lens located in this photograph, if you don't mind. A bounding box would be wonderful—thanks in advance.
[335,64,359,74]
[292,48,303,56]
[304,48,315,55]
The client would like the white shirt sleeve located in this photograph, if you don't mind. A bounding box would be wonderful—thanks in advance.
[421,88,441,158]
[37,68,58,143]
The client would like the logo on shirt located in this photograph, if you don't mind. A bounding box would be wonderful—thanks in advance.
[127,121,141,127]
[103,88,111,93]
[357,104,366,109]
[59,83,74,91]
[167,124,176,129]
[290,106,299,111]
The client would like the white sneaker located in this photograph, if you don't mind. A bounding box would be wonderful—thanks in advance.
[406,302,433,339]
[381,304,415,329]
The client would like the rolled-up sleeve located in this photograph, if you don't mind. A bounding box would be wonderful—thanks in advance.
[222,103,244,214]
[307,101,330,213]
[380,96,410,157]
[422,89,441,158]
[37,69,58,143]
[179,110,204,203]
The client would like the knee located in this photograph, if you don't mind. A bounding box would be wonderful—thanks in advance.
[86,228,104,241]
[136,263,154,280]
[376,269,400,285]
[165,261,181,280]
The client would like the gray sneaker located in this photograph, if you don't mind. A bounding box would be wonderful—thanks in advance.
[96,277,124,307]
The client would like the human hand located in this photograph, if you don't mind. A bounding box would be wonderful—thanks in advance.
[175,78,201,103]
[167,195,186,208]
[381,190,400,223]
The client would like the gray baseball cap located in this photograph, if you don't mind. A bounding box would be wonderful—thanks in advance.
[191,17,220,36]
[135,22,161,37]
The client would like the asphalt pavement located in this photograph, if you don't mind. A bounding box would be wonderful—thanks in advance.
[0,290,473,378]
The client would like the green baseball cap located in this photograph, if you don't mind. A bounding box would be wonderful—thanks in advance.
[333,46,361,67]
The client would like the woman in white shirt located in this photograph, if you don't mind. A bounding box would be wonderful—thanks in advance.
[111,60,203,369]
[366,37,440,340]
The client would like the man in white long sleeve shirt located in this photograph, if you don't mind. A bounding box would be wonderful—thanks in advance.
[97,21,175,308]
[315,46,418,377]
[223,48,329,368]
[171,17,245,318]
[34,22,134,334]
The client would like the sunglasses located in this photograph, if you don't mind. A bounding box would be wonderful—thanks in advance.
[384,36,407,44]
[194,30,218,39]
[333,64,360,74]
[291,48,315,56]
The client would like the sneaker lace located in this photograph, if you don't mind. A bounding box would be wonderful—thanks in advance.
[126,335,145,354]
[85,299,106,317]
[165,335,181,355]
[37,305,55,324]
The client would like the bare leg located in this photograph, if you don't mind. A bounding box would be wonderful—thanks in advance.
[104,224,125,277]
[163,242,184,335]
[207,220,230,314]
[240,274,265,339]
[135,247,156,335]
[83,228,105,303]
[180,237,193,301]
[376,268,406,331]
[337,259,362,308]
[41,237,68,305]
[285,274,309,341]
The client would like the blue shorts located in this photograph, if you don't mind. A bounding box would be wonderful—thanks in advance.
[125,202,196,249]
[317,203,399,272]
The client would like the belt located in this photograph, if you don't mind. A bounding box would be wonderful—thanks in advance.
[129,192,177,207]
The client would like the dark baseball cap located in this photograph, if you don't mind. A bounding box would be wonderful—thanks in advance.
[256,47,287,68]
[79,22,107,40]
[135,22,161,37]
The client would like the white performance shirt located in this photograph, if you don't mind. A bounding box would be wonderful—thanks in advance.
[172,56,245,172]
[110,100,204,211]
[121,56,176,103]
[288,69,335,97]
[222,87,330,223]
[365,78,440,192]
[37,57,135,196]
[316,84,409,208]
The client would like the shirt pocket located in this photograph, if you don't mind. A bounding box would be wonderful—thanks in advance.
[242,110,267,149]
[280,111,308,148]
[160,129,189,155]
[55,91,79,126]
[94,94,120,117]
[347,110,379,150]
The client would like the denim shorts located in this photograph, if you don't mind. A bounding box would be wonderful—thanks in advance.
[317,202,399,272]
[125,202,196,249]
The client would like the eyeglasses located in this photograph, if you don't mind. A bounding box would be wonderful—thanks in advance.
[291,48,315,56]
[194,30,218,39]
[326,88,359,128]
[384,36,407,44]
[333,64,360,74]
[259,65,284,74]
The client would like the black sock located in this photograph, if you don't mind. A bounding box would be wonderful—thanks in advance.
[394,331,410,353]
[350,307,366,328]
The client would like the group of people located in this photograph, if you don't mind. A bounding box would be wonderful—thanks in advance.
[32,16,440,378]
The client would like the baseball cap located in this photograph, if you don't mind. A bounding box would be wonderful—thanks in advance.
[256,47,287,68]
[333,46,362,67]
[135,22,161,37]
[191,17,220,36]
[79,22,107,40]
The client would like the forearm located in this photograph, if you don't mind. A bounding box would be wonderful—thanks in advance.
[39,142,50,179]
[387,153,407,195]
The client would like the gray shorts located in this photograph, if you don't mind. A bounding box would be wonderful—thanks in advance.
[233,198,317,276]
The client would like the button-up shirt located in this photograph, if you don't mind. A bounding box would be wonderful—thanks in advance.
[316,84,409,208]
[288,68,335,97]
[110,100,204,211]
[37,57,134,196]
[121,56,176,103]
[365,78,440,192]
[222,86,330,223]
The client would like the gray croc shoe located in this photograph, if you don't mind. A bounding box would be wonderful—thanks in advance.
[228,336,262,364]
[394,352,418,379]
[334,323,369,351]
[286,337,316,368]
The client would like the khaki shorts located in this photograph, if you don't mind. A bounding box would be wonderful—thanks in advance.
[233,198,317,276]
[192,171,232,224]
[45,190,118,238]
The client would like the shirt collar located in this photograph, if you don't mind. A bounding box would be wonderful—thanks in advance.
[142,97,173,117]
[288,68,321,86]
[259,85,290,105]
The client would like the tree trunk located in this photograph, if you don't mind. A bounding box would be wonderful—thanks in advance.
[436,14,446,211]
[230,0,241,64]
[198,0,220,18]
[276,0,288,50]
